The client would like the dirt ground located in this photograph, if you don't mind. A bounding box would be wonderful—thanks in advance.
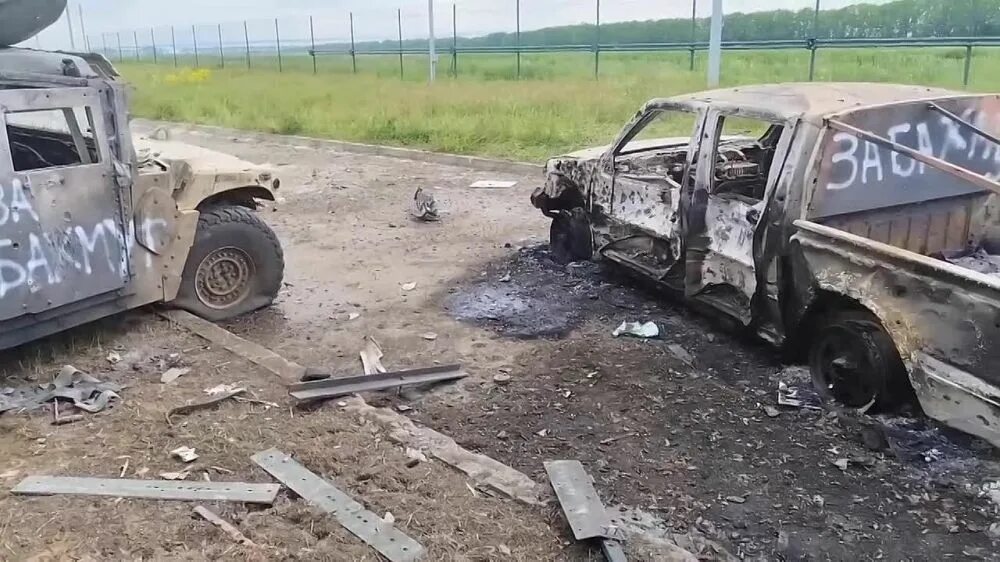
[3,124,1000,560]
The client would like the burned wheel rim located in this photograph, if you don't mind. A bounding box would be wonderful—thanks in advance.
[194,247,255,310]
[811,325,881,408]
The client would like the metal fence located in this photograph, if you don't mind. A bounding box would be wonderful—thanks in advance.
[44,0,1000,86]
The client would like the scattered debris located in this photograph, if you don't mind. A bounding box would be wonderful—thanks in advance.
[612,321,659,339]
[405,447,429,465]
[410,187,440,222]
[161,367,192,384]
[289,365,467,402]
[360,336,387,375]
[204,383,242,396]
[545,460,628,562]
[160,470,190,481]
[600,433,636,445]
[421,332,438,341]
[166,387,247,425]
[667,343,695,365]
[470,180,518,189]
[499,272,512,283]
[348,312,361,321]
[0,365,121,415]
[12,475,280,504]
[396,404,413,412]
[725,495,747,504]
[762,405,781,418]
[383,511,396,524]
[777,382,822,410]
[106,351,121,365]
[401,282,418,292]
[171,446,199,463]
[252,448,425,561]
[493,373,512,385]
[193,505,258,547]
[160,310,307,382]
[833,458,850,471]
[536,429,549,437]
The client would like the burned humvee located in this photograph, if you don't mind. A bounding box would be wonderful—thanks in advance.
[0,46,284,348]
[532,83,1000,447]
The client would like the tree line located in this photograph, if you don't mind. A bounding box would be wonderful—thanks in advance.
[325,0,1000,51]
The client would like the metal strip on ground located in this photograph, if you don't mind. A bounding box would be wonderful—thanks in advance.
[158,309,306,383]
[251,448,424,562]
[288,365,466,401]
[544,460,616,540]
[12,476,280,504]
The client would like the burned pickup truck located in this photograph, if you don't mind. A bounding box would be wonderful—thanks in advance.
[532,83,1000,447]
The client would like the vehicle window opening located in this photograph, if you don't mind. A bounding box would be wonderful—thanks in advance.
[5,106,100,171]
[614,109,699,186]
[711,116,784,202]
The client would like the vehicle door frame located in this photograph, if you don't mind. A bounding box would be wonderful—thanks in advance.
[683,106,800,324]
[0,86,130,320]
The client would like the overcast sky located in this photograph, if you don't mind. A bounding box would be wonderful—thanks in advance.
[27,0,889,49]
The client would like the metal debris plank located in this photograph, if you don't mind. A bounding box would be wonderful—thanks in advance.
[544,460,615,540]
[159,309,306,382]
[288,364,466,402]
[251,448,424,562]
[11,476,280,504]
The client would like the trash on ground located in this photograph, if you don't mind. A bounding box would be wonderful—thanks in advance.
[288,365,467,402]
[470,180,518,189]
[204,383,242,396]
[252,448,425,561]
[410,187,440,222]
[499,273,512,283]
[194,505,258,547]
[421,332,438,341]
[612,321,660,339]
[160,470,190,481]
[161,367,192,384]
[360,336,387,375]
[762,405,781,418]
[777,382,822,410]
[166,387,247,425]
[493,373,512,385]
[171,446,199,463]
[348,312,361,321]
[106,351,121,365]
[544,460,630,561]
[11,475,280,504]
[667,343,695,365]
[833,458,850,471]
[0,365,122,415]
[405,447,429,465]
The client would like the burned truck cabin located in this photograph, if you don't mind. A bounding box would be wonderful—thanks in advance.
[6,109,101,171]
[533,84,1000,449]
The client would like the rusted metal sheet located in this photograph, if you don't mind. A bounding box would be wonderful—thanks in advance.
[811,96,1000,218]
[288,364,466,402]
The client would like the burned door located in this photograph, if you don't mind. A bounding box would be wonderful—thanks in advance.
[685,110,796,323]
[601,106,702,275]
[0,87,128,321]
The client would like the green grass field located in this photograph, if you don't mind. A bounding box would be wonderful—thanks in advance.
[119,47,1000,162]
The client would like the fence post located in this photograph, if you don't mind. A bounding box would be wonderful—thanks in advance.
[78,5,90,51]
[66,7,76,50]
[594,0,600,79]
[350,12,358,74]
[101,34,109,59]
[398,9,404,79]
[275,19,283,72]
[964,44,973,87]
[244,21,251,69]
[516,0,521,79]
[133,30,140,61]
[151,29,158,63]
[171,26,178,67]
[452,3,458,77]
[707,0,722,87]
[218,24,225,68]
[116,32,124,62]
[310,16,318,75]
[808,0,821,81]
[690,0,697,71]
[192,25,200,67]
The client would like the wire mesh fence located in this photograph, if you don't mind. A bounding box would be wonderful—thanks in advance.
[32,0,1000,86]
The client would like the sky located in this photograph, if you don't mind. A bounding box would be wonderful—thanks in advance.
[26,0,890,50]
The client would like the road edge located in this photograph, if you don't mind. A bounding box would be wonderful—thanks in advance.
[131,119,543,175]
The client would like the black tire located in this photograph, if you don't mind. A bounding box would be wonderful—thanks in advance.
[172,205,284,321]
[808,309,910,412]
[549,207,592,264]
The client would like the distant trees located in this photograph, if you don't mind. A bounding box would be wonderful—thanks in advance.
[336,0,1000,51]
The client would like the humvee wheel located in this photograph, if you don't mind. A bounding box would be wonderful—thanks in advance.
[173,205,284,321]
[808,309,909,412]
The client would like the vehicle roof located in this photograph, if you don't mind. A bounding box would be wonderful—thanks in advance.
[0,47,99,79]
[657,82,966,122]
